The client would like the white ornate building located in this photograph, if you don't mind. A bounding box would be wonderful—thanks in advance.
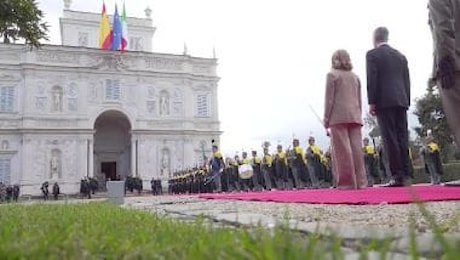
[0,3,220,195]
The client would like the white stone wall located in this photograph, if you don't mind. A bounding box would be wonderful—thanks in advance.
[60,10,156,52]
[0,43,220,196]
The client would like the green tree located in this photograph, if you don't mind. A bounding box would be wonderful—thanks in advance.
[0,0,49,49]
[413,85,453,162]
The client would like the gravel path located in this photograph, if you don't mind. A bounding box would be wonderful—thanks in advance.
[125,195,460,233]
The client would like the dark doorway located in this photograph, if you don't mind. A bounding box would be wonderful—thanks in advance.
[101,162,117,181]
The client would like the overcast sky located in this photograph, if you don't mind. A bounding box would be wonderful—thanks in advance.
[38,0,432,156]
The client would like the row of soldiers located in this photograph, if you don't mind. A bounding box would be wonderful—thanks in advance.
[169,137,334,194]
[0,182,20,203]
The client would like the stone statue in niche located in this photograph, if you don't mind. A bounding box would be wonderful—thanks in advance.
[50,149,62,179]
[51,86,63,112]
[160,148,170,177]
[159,92,169,116]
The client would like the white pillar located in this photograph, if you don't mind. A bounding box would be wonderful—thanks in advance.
[131,137,137,177]
[88,139,94,178]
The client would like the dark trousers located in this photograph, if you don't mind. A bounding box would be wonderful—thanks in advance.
[377,107,410,183]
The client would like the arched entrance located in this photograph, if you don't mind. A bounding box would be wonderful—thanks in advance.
[93,110,131,181]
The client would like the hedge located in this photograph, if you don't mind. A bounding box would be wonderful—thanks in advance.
[412,163,460,183]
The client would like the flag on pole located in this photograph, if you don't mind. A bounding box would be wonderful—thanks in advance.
[98,2,112,49]
[111,3,122,50]
[121,1,128,51]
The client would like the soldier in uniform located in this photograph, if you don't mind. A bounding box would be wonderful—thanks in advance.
[305,137,321,188]
[12,184,20,202]
[290,138,306,189]
[261,147,274,191]
[363,137,377,186]
[240,152,252,191]
[421,136,443,185]
[274,144,289,190]
[209,144,225,193]
[250,150,262,191]
[377,140,392,184]
[52,182,60,200]
[41,181,49,200]
[5,185,13,203]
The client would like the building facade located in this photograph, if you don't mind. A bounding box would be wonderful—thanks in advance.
[0,4,220,195]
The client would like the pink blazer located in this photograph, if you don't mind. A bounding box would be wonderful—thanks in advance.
[323,69,363,128]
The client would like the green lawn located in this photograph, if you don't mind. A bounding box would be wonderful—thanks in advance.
[0,202,458,259]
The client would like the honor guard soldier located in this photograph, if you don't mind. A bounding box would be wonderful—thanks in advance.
[262,146,274,190]
[240,152,252,191]
[274,144,289,190]
[251,150,262,191]
[421,136,443,185]
[209,144,225,192]
[290,138,306,189]
[305,137,321,188]
[363,137,377,186]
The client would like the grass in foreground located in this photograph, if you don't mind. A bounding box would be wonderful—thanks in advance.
[0,202,334,259]
[0,202,458,259]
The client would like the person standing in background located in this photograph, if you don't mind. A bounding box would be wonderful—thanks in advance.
[324,49,367,190]
[366,27,411,187]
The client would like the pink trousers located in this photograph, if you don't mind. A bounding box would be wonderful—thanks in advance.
[330,124,367,189]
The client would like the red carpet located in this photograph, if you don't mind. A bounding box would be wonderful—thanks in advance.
[199,184,460,205]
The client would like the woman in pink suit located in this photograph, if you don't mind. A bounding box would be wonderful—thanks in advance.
[323,50,368,190]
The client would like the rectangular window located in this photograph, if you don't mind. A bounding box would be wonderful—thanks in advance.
[0,86,14,112]
[196,94,209,117]
[105,79,121,100]
[0,158,11,185]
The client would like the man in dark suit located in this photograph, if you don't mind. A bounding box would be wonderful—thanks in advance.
[366,27,411,187]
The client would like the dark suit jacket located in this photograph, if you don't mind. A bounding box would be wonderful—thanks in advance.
[366,44,411,109]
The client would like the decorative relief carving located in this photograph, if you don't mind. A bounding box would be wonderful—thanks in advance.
[36,51,79,64]
[173,88,182,100]
[145,57,182,71]
[0,120,18,127]
[0,73,20,82]
[68,98,78,112]
[172,102,182,115]
[37,120,78,128]
[36,81,46,96]
[94,55,129,71]
[67,83,77,97]
[62,141,77,177]
[146,101,156,114]
[147,86,155,99]
[192,65,211,74]
[88,82,99,101]
[35,97,47,111]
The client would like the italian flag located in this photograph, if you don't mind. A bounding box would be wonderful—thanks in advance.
[121,1,128,51]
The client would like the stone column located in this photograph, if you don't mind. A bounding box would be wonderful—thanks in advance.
[131,137,137,177]
[88,139,94,178]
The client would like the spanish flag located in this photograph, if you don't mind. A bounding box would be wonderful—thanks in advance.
[98,2,112,49]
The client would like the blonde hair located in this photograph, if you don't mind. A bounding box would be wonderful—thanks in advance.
[331,49,353,71]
